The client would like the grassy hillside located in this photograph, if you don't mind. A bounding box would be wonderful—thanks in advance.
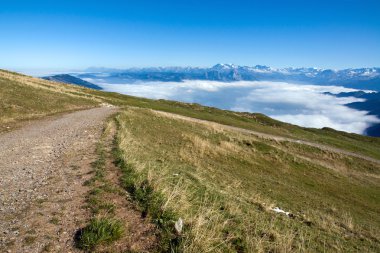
[2,69,380,160]
[0,70,99,130]
[114,107,379,252]
[85,89,380,161]
[1,69,379,251]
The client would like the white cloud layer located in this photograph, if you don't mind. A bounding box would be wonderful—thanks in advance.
[86,79,380,134]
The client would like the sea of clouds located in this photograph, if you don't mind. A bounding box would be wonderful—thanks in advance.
[85,78,380,134]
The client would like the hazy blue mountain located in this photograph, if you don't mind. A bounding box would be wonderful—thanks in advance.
[326,91,380,136]
[79,64,380,91]
[332,91,380,117]
[345,92,380,136]
[42,74,103,90]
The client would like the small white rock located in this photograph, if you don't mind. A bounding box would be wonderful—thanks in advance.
[270,207,291,216]
[174,218,183,234]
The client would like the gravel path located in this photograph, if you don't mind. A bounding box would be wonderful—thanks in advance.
[0,107,117,253]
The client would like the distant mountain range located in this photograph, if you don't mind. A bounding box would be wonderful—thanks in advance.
[79,64,380,91]
[40,64,380,137]
[42,74,103,90]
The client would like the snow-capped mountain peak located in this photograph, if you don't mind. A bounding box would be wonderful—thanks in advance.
[212,63,238,70]
[80,64,380,91]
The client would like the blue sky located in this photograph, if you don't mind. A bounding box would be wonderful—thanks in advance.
[1,0,380,69]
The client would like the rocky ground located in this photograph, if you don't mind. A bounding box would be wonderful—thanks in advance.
[0,107,117,252]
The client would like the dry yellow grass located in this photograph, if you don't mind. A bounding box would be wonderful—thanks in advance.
[115,107,380,252]
[0,70,100,129]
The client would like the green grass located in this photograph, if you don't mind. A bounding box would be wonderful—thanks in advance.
[49,217,59,225]
[113,142,181,252]
[76,218,124,250]
[77,124,125,251]
[114,107,380,252]
[0,69,98,129]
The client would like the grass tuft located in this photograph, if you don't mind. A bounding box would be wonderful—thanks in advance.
[75,218,124,250]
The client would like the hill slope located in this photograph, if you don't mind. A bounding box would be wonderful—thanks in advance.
[114,107,380,252]
[0,69,379,252]
[42,74,103,90]
[0,70,99,130]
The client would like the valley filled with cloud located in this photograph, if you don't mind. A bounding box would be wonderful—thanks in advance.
[87,79,380,134]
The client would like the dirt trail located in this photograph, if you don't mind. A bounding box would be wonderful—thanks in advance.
[0,107,117,253]
[153,110,380,165]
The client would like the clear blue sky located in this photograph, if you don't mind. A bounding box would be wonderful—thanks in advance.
[1,0,379,70]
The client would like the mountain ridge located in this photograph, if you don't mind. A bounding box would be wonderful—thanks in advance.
[42,74,103,90]
[79,64,380,90]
